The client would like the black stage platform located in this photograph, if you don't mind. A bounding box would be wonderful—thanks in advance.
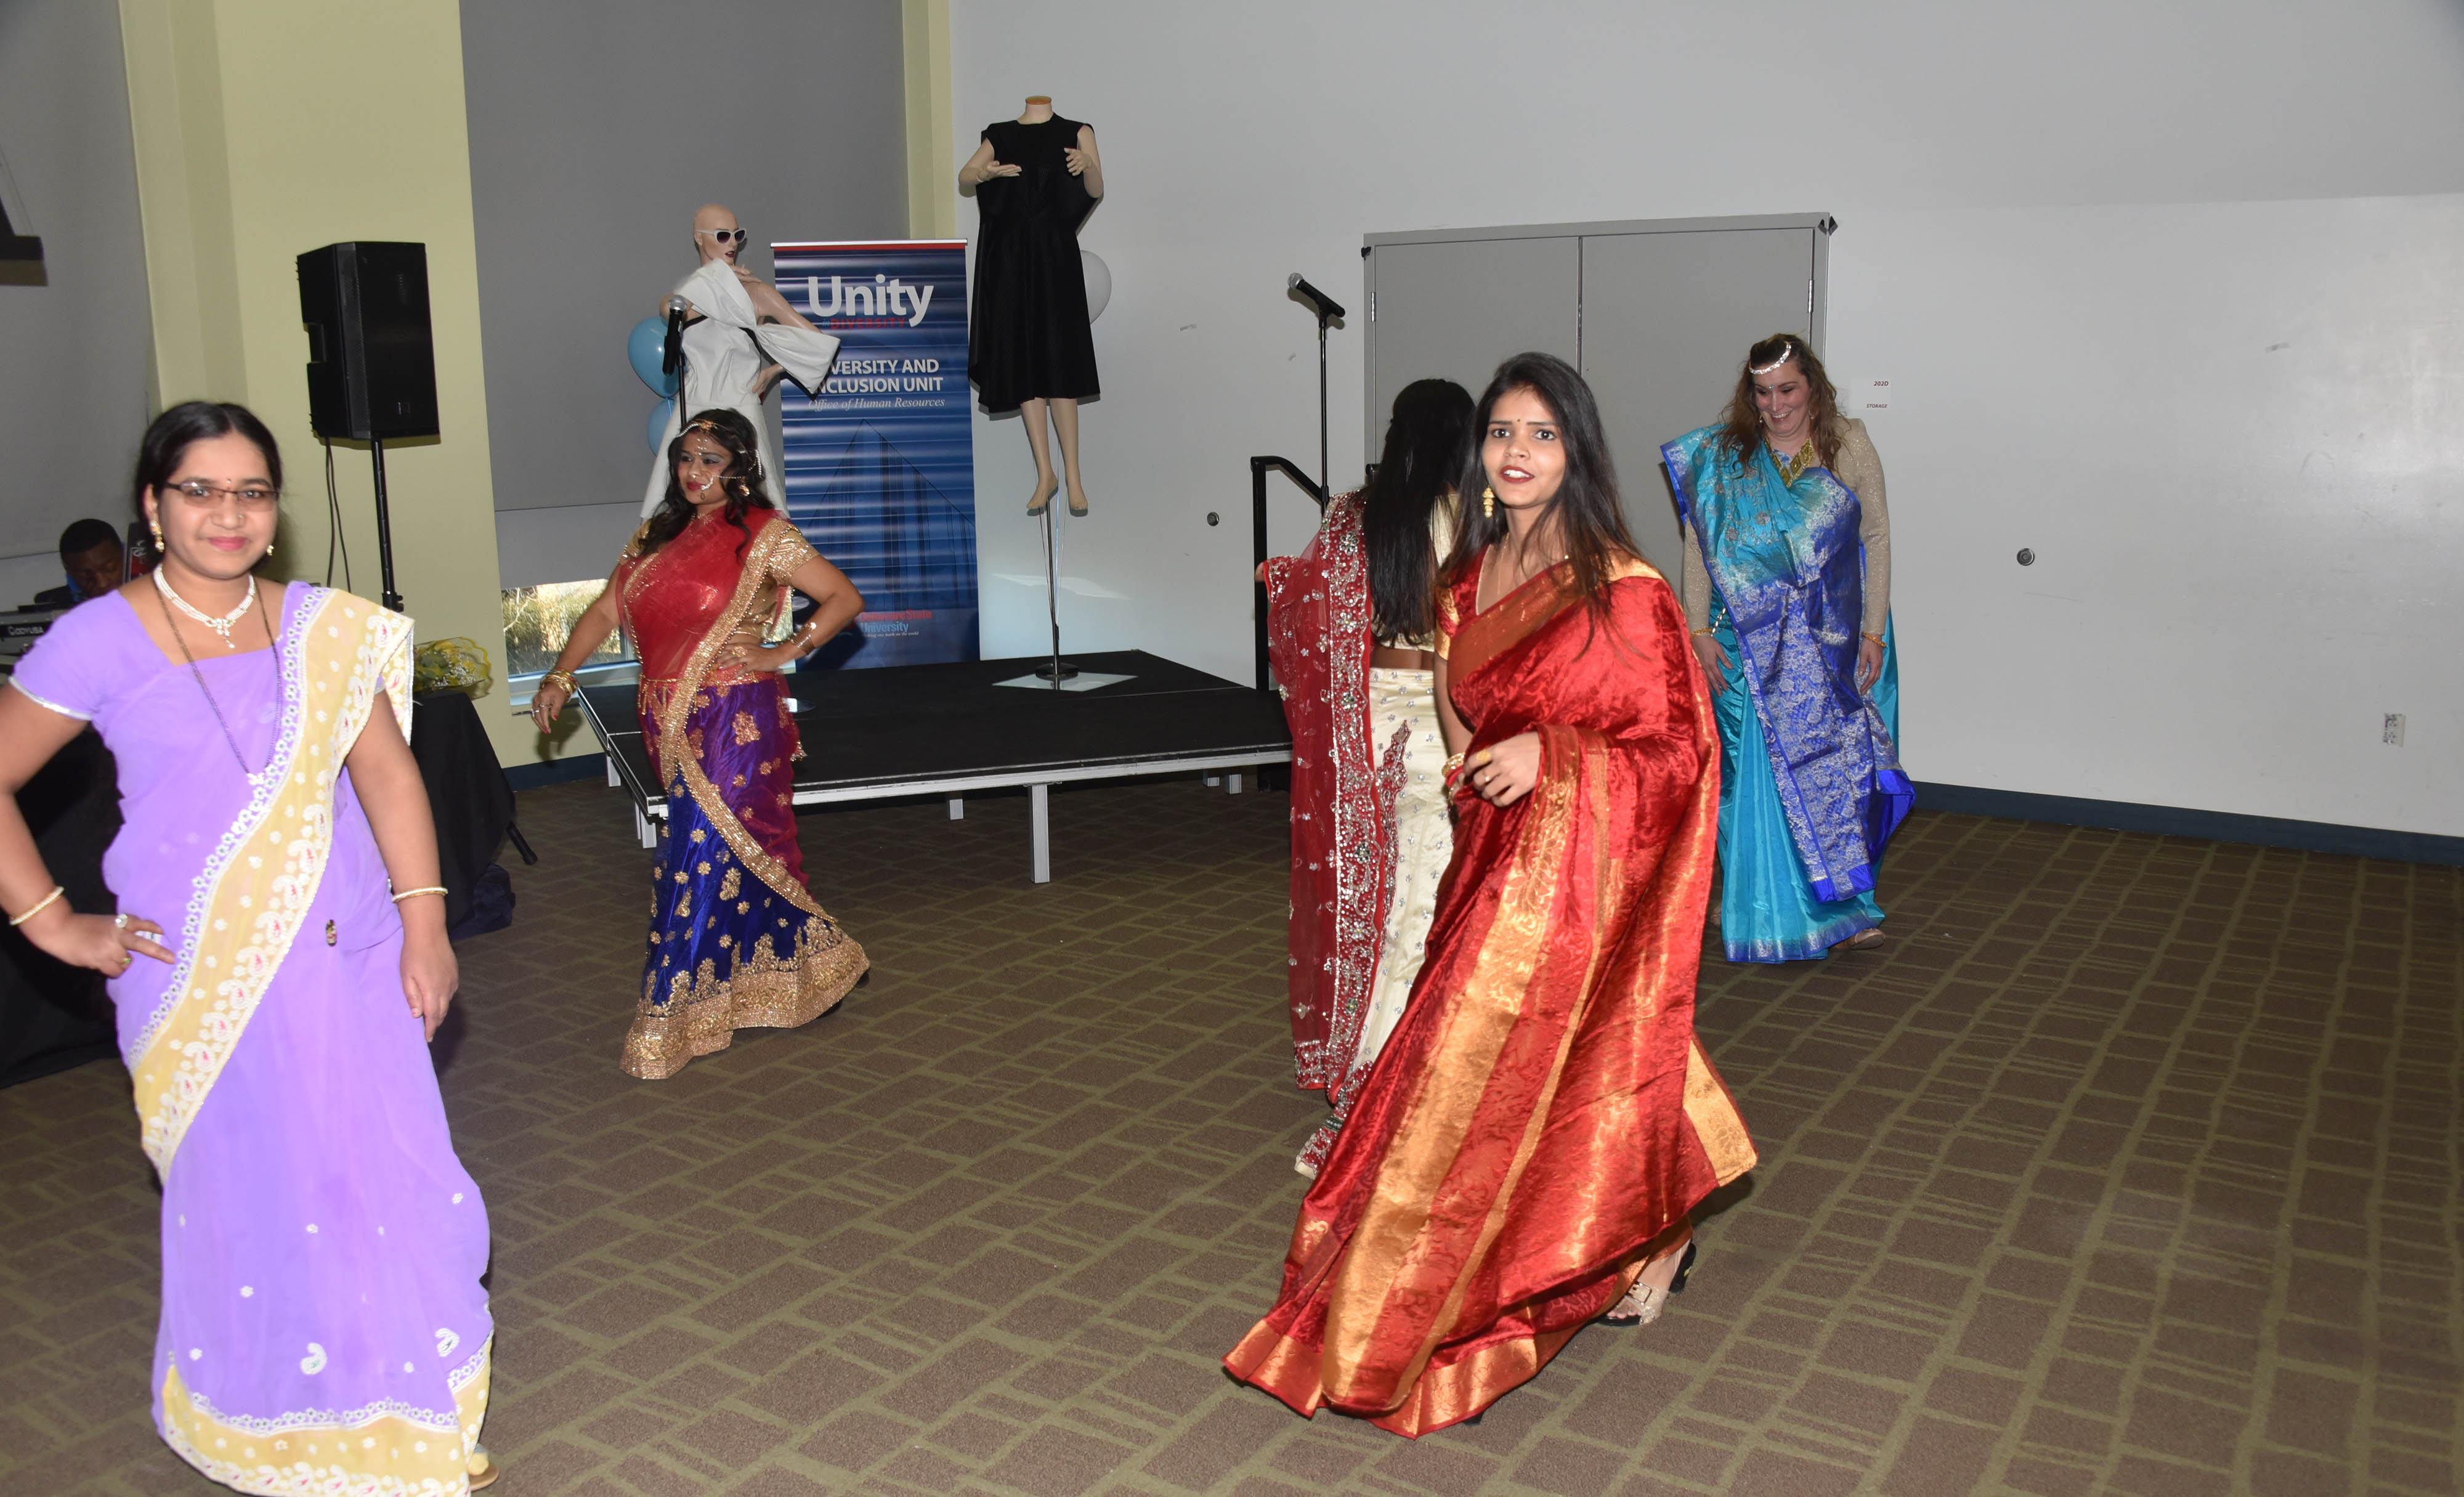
[574,650,1292,882]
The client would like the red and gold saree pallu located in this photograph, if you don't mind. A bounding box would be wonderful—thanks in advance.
[1225,554,1758,1437]
[618,510,867,1079]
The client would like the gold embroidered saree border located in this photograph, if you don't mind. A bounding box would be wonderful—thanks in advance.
[130,590,412,1175]
[622,918,867,1080]
[159,1337,489,1496]
[1315,718,1587,1408]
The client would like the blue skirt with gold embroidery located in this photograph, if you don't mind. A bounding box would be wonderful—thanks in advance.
[626,676,866,1077]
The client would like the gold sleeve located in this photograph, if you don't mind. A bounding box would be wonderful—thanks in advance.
[761,519,822,582]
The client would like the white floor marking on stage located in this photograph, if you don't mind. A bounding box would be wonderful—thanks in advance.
[991,671,1135,693]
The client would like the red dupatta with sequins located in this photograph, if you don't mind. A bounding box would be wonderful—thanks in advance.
[1263,492,1401,1095]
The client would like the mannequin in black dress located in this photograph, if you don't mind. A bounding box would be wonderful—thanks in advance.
[962,95,1104,516]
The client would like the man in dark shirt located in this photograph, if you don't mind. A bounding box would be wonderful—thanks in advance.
[30,519,125,610]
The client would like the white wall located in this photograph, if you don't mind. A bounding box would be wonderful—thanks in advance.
[0,0,153,579]
[945,0,2464,836]
[495,500,644,591]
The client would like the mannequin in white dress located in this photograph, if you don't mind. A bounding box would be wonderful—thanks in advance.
[639,204,844,517]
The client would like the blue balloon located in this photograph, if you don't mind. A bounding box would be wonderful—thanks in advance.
[647,397,675,452]
[627,315,678,397]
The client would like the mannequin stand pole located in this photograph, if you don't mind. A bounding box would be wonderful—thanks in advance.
[1033,504,1077,684]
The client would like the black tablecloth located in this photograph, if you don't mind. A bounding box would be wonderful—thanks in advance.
[409,690,515,935]
[0,729,120,1087]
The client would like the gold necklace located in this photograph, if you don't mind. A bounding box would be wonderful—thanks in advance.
[1773,438,1817,486]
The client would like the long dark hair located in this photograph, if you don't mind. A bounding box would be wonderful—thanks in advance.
[132,400,283,514]
[639,407,774,558]
[1363,378,1473,642]
[1717,332,1846,469]
[1446,352,1638,621]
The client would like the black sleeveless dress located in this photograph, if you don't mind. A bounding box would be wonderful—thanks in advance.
[968,115,1100,413]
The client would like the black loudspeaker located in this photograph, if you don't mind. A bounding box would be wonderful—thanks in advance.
[297,241,439,441]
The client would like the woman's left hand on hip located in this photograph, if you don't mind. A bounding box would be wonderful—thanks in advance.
[723,639,801,673]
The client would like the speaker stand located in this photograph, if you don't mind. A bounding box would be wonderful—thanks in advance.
[1032,503,1076,684]
[370,437,402,612]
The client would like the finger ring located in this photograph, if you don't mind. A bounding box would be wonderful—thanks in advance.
[113,913,130,930]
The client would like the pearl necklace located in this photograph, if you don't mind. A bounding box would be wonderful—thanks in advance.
[153,567,256,650]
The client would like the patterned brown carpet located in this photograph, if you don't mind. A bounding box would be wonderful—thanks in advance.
[3,772,2457,1496]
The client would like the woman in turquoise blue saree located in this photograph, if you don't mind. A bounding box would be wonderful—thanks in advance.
[1664,335,1913,962]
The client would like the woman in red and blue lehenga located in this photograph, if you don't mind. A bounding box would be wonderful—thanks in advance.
[534,408,869,1079]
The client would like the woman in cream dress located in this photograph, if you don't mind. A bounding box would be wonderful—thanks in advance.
[1263,378,1472,1175]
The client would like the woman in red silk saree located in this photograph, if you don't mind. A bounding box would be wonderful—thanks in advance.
[1226,354,1756,1436]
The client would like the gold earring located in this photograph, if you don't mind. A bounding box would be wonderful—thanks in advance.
[149,519,164,548]
[1481,486,1496,519]
[265,543,275,558]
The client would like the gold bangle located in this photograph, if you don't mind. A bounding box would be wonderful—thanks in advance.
[541,668,578,691]
[1861,632,1885,644]
[389,886,448,903]
[1690,627,1717,637]
[7,885,66,927]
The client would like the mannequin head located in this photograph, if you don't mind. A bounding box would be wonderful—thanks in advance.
[692,203,747,266]
[1021,95,1053,121]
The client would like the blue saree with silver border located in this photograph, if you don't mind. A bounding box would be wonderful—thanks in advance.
[1663,425,1915,962]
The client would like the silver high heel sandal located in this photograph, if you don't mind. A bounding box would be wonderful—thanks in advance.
[1602,1241,1696,1327]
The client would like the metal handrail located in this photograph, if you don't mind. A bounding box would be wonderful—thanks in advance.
[1250,456,1328,692]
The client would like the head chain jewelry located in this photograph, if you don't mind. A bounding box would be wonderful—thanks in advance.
[1749,341,1797,375]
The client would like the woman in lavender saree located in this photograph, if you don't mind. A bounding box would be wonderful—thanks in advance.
[0,403,496,1493]
[1666,334,1913,962]
[533,408,869,1079]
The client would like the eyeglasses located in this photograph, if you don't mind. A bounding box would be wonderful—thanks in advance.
[697,227,749,246]
[164,480,280,508]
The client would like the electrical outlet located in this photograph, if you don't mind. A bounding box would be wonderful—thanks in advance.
[2383,713,2405,746]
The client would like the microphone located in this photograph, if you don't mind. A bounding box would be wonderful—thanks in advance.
[1287,272,1345,321]
[661,294,688,378]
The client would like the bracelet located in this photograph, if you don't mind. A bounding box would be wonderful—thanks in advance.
[541,669,578,693]
[1860,633,1885,645]
[389,886,448,903]
[1690,627,1717,637]
[7,885,65,927]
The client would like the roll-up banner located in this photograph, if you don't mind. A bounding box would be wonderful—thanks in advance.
[774,238,978,670]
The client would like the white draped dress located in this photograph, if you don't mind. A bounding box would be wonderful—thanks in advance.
[641,259,844,517]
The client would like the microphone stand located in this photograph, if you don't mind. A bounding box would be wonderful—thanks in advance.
[1311,299,1332,498]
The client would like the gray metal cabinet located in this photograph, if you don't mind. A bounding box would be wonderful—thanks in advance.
[1364,214,1832,574]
